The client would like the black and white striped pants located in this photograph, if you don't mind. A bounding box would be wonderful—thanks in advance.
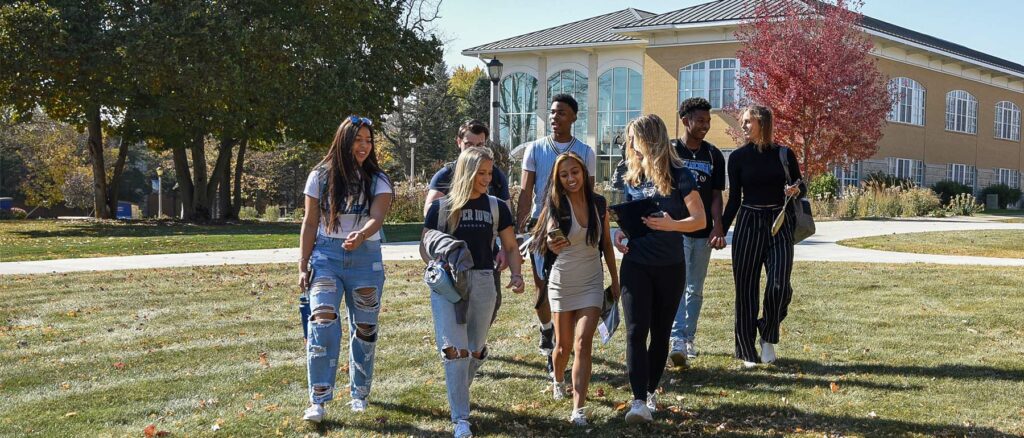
[731,205,795,363]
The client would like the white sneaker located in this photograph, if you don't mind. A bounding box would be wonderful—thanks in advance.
[760,338,777,364]
[646,391,658,412]
[669,339,687,367]
[685,340,698,359]
[302,404,325,423]
[348,398,368,412]
[552,380,566,400]
[742,360,758,369]
[454,420,473,438]
[624,399,653,423]
[569,407,588,425]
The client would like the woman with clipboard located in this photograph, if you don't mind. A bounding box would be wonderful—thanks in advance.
[612,114,706,424]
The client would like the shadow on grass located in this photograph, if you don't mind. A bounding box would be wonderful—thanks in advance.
[780,358,1024,383]
[12,220,300,239]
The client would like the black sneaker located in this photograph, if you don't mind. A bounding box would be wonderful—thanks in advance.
[539,325,554,356]
[546,354,554,375]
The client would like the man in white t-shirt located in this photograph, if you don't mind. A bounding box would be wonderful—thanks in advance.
[515,93,597,374]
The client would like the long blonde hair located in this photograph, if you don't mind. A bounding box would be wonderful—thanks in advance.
[443,146,494,231]
[624,114,681,196]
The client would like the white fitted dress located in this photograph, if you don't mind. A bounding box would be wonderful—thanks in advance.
[547,202,604,312]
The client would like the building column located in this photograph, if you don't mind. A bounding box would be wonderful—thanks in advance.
[587,52,599,149]
[536,56,548,141]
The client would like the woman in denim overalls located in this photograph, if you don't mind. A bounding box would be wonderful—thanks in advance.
[298,115,393,423]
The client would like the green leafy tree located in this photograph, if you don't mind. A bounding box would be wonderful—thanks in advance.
[0,1,131,218]
[382,62,461,180]
[465,75,493,127]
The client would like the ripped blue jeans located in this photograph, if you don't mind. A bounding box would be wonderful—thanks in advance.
[307,236,385,404]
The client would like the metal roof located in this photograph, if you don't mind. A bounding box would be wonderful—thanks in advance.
[615,0,1024,76]
[461,8,654,54]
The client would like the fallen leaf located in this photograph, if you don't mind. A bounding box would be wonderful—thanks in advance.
[830,382,840,393]
[258,352,269,367]
[113,362,126,370]
[614,402,628,411]
[144,424,156,437]
[64,412,77,418]
[60,382,71,390]
[595,387,605,398]
[868,411,878,418]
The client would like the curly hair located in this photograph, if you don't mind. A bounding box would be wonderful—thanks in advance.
[678,97,712,120]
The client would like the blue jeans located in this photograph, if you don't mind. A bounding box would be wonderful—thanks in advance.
[431,270,497,423]
[306,236,385,404]
[671,236,713,343]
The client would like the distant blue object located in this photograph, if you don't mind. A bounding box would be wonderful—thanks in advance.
[0,197,12,211]
[299,291,311,340]
[116,201,132,219]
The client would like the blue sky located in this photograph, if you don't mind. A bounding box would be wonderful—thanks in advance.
[437,0,1024,71]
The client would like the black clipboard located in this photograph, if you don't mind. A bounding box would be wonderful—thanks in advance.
[609,197,660,239]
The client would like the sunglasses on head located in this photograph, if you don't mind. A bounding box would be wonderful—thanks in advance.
[348,115,373,127]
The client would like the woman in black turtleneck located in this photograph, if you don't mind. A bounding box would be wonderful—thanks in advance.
[719,105,805,368]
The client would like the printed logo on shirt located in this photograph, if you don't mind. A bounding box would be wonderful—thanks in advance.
[682,159,713,188]
[458,209,494,229]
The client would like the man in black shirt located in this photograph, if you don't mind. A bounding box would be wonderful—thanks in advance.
[669,97,726,366]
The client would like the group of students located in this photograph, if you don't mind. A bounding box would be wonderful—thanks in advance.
[295,95,805,437]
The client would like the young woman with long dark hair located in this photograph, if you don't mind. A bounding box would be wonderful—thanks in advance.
[530,152,618,425]
[298,115,393,423]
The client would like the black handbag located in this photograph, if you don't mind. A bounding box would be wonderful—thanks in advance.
[779,147,815,243]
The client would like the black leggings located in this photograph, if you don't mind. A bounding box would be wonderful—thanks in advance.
[731,205,795,362]
[620,259,686,401]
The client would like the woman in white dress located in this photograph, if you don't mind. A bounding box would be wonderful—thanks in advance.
[530,151,619,425]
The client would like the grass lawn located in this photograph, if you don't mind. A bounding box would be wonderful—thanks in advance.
[2,261,1023,437]
[0,220,424,262]
[839,230,1024,258]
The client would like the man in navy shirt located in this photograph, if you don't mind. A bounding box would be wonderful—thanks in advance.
[668,97,726,366]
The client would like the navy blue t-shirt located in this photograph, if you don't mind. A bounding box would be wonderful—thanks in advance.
[621,166,697,266]
[424,196,513,269]
[428,163,511,201]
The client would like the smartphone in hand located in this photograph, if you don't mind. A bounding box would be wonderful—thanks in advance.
[648,211,666,218]
[547,228,568,245]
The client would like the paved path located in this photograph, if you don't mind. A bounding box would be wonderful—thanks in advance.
[3,217,1023,275]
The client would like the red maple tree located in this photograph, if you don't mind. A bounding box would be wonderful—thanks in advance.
[733,0,893,176]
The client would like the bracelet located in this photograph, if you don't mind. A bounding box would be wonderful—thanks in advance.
[510,274,523,279]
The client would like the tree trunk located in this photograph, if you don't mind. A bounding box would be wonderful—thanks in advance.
[105,137,129,219]
[220,156,232,220]
[172,143,194,220]
[206,136,235,219]
[189,134,210,221]
[85,106,110,218]
[230,137,247,219]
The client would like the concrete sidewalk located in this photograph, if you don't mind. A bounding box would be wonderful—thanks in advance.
[2,217,1024,275]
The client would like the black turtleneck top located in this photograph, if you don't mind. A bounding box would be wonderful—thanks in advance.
[721,143,806,231]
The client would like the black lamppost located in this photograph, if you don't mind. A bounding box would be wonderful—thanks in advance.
[486,58,503,147]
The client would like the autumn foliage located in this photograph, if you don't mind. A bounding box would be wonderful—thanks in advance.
[734,0,893,176]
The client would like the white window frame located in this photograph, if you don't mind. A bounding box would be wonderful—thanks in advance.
[997,168,1021,189]
[945,90,978,134]
[887,77,925,126]
[833,162,862,191]
[887,157,924,186]
[994,101,1021,141]
[499,72,539,148]
[678,58,740,109]
[947,163,977,189]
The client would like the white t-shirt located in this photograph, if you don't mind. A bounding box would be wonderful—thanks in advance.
[522,136,597,218]
[303,168,392,240]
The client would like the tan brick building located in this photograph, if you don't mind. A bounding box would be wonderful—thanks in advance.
[463,0,1024,199]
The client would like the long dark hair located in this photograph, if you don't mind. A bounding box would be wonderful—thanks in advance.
[318,116,389,233]
[530,152,599,253]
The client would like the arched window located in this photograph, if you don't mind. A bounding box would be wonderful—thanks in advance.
[945,90,977,134]
[547,69,588,139]
[499,72,539,148]
[888,77,925,126]
[678,58,739,109]
[994,101,1021,141]
[597,67,642,182]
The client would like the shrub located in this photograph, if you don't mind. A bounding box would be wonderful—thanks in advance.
[980,184,1022,209]
[388,180,428,223]
[826,185,942,219]
[945,193,984,216]
[239,206,259,220]
[262,205,281,222]
[932,180,973,205]
[290,207,305,222]
[1,207,28,220]
[808,173,839,199]
[863,171,913,189]
[898,187,942,217]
